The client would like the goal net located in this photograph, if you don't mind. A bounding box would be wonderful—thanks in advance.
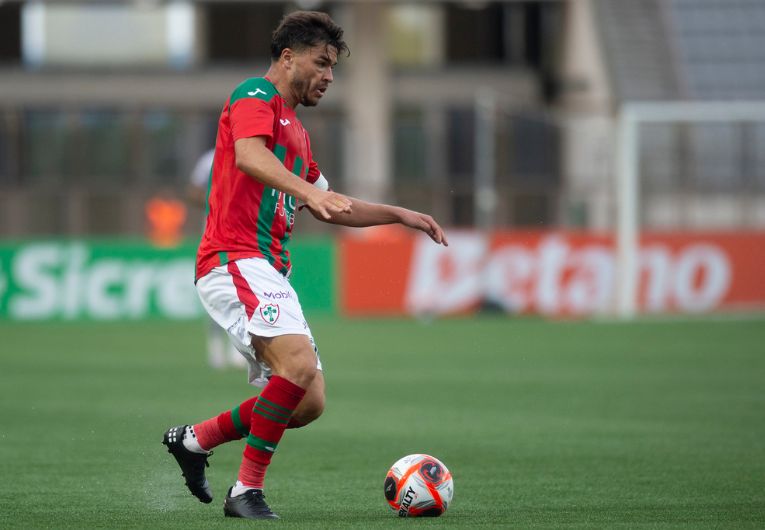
[615,101,765,318]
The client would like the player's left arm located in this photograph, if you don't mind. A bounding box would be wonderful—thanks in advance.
[308,197,449,246]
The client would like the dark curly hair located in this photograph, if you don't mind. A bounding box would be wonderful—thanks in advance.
[270,11,349,60]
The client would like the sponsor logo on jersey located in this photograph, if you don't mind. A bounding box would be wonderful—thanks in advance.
[260,303,280,325]
[280,118,291,126]
[247,89,267,97]
[271,189,297,229]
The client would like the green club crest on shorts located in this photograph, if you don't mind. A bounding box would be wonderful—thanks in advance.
[260,304,280,325]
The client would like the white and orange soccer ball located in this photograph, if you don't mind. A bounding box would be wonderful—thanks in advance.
[383,454,454,517]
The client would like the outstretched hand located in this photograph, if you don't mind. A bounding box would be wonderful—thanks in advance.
[398,208,449,246]
[304,188,353,220]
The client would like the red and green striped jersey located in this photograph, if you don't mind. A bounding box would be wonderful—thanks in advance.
[196,77,323,281]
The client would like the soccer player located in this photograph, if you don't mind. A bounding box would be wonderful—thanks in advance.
[163,11,448,520]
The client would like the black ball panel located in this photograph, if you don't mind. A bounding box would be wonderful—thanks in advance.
[419,507,444,517]
[383,476,397,501]
[419,461,444,483]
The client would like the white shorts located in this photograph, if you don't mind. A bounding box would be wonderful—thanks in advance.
[195,257,321,387]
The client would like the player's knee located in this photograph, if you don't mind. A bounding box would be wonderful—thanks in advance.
[281,353,318,388]
[296,355,319,383]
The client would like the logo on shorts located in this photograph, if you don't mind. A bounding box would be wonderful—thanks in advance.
[263,290,291,300]
[260,303,280,325]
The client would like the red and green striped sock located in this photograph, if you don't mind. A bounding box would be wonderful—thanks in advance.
[193,380,308,452]
[193,396,257,451]
[238,375,306,489]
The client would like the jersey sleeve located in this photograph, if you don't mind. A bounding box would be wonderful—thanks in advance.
[306,159,321,184]
[297,159,330,211]
[230,98,275,142]
[304,132,328,188]
[307,159,330,191]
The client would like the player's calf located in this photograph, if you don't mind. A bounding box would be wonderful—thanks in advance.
[288,372,325,427]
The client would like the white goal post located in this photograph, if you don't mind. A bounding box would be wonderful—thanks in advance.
[615,101,765,318]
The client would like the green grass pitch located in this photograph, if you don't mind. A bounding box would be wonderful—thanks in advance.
[1,315,764,528]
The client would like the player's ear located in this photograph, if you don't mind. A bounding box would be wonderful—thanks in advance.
[281,48,294,69]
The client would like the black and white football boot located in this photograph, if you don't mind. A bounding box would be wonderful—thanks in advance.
[162,425,213,504]
[223,487,279,519]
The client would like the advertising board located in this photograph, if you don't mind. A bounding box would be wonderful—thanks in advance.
[0,238,335,321]
[340,231,765,316]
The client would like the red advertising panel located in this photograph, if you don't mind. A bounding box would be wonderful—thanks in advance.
[339,228,415,315]
[340,230,765,316]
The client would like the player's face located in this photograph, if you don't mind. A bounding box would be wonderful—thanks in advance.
[289,44,337,107]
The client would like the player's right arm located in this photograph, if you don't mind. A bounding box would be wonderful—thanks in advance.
[234,136,352,220]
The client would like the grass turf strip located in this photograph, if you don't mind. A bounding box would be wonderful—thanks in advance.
[0,316,763,528]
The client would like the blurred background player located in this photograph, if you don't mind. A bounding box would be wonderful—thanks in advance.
[187,147,247,369]
[144,190,187,248]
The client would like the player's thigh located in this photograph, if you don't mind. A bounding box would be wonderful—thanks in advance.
[251,333,318,387]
